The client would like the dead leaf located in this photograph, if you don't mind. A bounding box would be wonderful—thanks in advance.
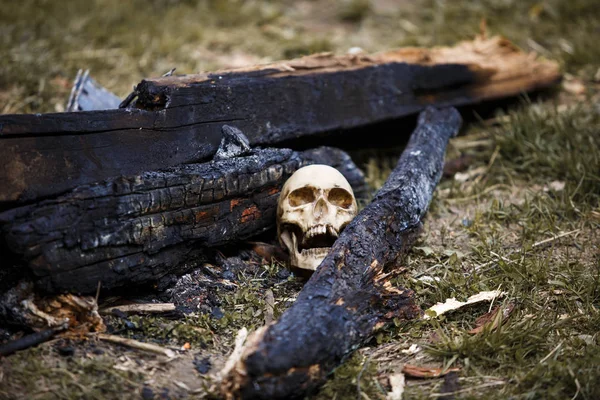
[402,364,460,379]
[387,373,405,400]
[543,180,565,192]
[424,290,505,320]
[414,246,435,256]
[443,155,473,177]
[468,303,515,334]
[248,241,288,262]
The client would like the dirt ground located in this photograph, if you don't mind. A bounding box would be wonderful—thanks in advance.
[1,0,599,399]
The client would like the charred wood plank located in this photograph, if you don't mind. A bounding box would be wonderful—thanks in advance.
[0,146,366,294]
[221,107,462,399]
[0,37,559,204]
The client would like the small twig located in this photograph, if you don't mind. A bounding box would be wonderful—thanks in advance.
[220,328,249,378]
[264,290,275,326]
[96,333,175,357]
[99,303,176,315]
[65,69,83,111]
[445,184,511,203]
[356,353,374,400]
[473,145,500,185]
[0,323,68,357]
[118,85,138,108]
[539,340,564,364]
[427,381,505,397]
[95,281,102,305]
[162,68,177,77]
[568,366,581,400]
[532,229,580,248]
[451,138,494,150]
[474,229,581,272]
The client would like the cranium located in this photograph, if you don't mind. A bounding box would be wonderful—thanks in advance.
[277,165,358,271]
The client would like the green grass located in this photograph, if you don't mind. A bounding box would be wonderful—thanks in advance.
[0,346,145,400]
[374,99,600,399]
[491,102,600,207]
[103,261,300,349]
[2,0,599,114]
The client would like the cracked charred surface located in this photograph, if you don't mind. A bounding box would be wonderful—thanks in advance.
[0,37,559,204]
[0,147,366,294]
[221,107,462,399]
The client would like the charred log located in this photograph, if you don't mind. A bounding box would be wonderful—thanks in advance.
[221,107,462,399]
[0,37,559,204]
[0,146,366,294]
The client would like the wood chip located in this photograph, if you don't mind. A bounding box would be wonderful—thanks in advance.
[264,290,275,326]
[387,373,405,400]
[424,290,505,319]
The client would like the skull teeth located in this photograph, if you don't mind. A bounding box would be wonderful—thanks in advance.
[300,247,330,256]
[304,224,338,241]
[327,225,339,238]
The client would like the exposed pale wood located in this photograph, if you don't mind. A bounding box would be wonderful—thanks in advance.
[99,303,176,315]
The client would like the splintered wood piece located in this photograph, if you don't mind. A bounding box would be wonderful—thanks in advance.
[221,107,462,399]
[0,146,366,294]
[0,36,559,204]
[98,303,176,315]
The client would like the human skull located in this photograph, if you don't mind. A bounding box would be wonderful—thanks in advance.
[277,165,358,271]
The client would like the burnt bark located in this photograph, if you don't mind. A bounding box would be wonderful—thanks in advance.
[0,37,559,204]
[221,107,462,399]
[0,146,366,294]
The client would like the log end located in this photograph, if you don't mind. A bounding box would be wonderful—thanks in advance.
[220,281,422,400]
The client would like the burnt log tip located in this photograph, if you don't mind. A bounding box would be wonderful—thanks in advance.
[221,277,422,399]
[419,106,462,137]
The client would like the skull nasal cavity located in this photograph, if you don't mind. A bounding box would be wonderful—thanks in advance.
[314,197,328,218]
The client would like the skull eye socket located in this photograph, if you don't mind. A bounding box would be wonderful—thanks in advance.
[288,187,316,207]
[328,188,354,209]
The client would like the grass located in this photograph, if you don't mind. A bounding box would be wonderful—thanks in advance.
[0,345,145,400]
[103,261,300,350]
[371,100,600,399]
[1,0,599,399]
[491,102,600,206]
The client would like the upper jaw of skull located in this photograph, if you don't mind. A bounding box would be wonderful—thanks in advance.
[277,165,358,271]
[280,220,342,271]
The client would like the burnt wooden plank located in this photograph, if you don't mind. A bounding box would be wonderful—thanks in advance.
[0,146,366,294]
[0,37,560,204]
[221,107,462,399]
